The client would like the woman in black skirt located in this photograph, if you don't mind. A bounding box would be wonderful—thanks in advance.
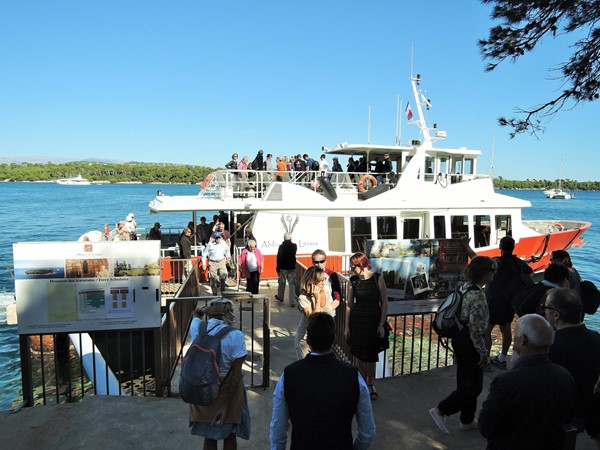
[344,252,388,399]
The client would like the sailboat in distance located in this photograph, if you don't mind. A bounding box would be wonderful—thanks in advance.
[545,156,573,200]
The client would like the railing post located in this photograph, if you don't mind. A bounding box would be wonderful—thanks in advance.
[153,327,165,397]
[19,334,33,407]
[262,295,271,388]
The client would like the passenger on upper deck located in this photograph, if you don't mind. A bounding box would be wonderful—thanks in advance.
[237,156,251,192]
[331,157,343,173]
[251,149,264,172]
[318,154,329,177]
[276,157,286,182]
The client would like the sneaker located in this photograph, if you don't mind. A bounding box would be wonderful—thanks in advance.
[483,362,493,372]
[460,420,478,431]
[429,407,450,434]
[274,295,283,303]
[491,356,507,370]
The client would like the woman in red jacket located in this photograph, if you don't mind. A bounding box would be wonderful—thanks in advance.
[237,239,264,294]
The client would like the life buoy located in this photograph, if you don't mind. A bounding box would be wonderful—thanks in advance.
[553,222,564,232]
[358,174,378,192]
[200,172,215,190]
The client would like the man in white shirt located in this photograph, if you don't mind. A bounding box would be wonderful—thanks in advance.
[202,232,231,295]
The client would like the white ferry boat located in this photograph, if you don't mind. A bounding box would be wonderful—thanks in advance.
[56,174,91,186]
[148,74,590,277]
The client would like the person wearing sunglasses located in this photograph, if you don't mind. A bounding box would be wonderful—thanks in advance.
[545,287,600,443]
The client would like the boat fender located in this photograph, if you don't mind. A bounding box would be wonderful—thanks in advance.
[553,222,564,232]
[358,175,377,193]
[201,172,216,190]
[319,176,337,201]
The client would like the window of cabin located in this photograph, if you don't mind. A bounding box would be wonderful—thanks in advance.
[439,157,448,173]
[464,158,474,175]
[433,215,446,239]
[495,215,512,241]
[351,216,371,253]
[328,217,345,252]
[451,215,469,238]
[377,216,397,240]
[403,218,420,239]
[473,215,491,248]
[425,157,435,181]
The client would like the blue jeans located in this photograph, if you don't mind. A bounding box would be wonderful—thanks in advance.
[277,269,297,306]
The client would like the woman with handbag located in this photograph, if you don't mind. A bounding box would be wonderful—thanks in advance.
[344,252,388,400]
[429,256,495,434]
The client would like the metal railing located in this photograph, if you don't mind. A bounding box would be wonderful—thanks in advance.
[295,259,454,378]
[18,258,271,407]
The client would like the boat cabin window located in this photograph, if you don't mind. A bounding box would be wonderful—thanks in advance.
[403,218,420,239]
[474,215,491,248]
[425,157,435,181]
[433,215,446,239]
[464,159,474,175]
[451,158,463,174]
[351,216,371,253]
[495,215,512,241]
[439,157,448,174]
[377,216,397,240]
[328,217,345,252]
[451,215,469,238]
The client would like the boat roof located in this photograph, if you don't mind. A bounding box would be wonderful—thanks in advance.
[324,143,481,158]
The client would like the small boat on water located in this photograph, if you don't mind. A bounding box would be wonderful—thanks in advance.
[545,157,573,199]
[56,174,91,186]
[545,188,573,200]
[148,73,590,276]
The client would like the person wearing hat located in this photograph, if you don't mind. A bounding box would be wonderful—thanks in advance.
[202,231,232,295]
[148,222,162,241]
[189,299,251,447]
[124,213,138,240]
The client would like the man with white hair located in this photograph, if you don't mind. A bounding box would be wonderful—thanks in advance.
[545,288,600,444]
[478,314,576,449]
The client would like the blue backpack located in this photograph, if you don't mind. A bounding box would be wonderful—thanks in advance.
[179,321,234,406]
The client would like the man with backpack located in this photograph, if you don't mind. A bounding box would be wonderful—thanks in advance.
[484,236,533,370]
[185,299,250,448]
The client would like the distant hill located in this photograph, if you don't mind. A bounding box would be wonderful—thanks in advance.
[0,155,127,165]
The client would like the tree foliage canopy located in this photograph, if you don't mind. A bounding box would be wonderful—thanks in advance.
[0,161,216,184]
[480,0,600,136]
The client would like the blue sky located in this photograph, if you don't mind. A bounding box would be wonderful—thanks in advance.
[1,1,598,181]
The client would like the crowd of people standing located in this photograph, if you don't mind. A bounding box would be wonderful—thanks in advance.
[181,228,599,449]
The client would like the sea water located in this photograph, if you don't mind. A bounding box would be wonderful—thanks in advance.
[0,183,598,409]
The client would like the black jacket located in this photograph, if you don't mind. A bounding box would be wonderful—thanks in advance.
[276,240,297,271]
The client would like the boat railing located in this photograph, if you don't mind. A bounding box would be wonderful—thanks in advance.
[198,169,399,198]
[198,169,491,199]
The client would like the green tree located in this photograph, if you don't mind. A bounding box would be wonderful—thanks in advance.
[480,0,600,136]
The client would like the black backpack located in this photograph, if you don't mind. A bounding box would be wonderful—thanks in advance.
[312,160,320,171]
[512,282,551,317]
[433,285,480,339]
[179,321,234,406]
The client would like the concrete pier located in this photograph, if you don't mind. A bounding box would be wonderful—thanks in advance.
[1,280,597,449]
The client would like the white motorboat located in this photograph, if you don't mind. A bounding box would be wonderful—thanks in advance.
[56,174,91,186]
[148,73,590,277]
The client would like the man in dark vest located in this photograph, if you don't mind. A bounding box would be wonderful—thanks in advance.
[270,312,376,449]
